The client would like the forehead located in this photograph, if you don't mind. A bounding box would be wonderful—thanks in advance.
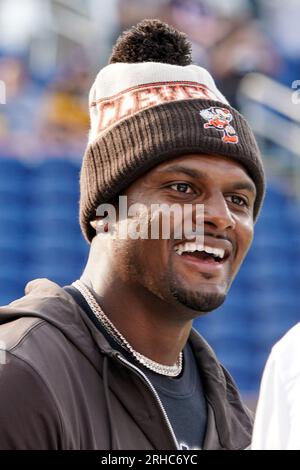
[152,153,253,183]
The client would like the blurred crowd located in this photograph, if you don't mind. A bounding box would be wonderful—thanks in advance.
[0,0,299,161]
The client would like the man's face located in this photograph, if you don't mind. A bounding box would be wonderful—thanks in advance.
[94,154,256,318]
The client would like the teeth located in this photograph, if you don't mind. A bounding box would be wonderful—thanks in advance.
[204,246,214,255]
[174,243,225,259]
[174,242,203,256]
[205,247,225,259]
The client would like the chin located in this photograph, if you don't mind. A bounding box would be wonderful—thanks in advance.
[170,283,227,313]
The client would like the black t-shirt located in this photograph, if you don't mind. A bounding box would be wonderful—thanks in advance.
[64,285,207,449]
[143,341,207,449]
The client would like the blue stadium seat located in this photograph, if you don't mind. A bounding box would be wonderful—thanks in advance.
[30,178,79,207]
[0,274,26,306]
[32,159,80,180]
[29,236,88,270]
[0,158,29,181]
[0,238,29,266]
[29,217,82,241]
[26,263,83,287]
[0,204,30,239]
[29,204,79,222]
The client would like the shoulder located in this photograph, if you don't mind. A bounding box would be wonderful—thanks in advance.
[0,277,84,363]
[0,283,86,401]
[0,316,45,352]
[0,351,63,449]
[0,310,69,369]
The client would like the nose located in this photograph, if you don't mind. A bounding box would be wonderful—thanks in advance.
[200,191,236,232]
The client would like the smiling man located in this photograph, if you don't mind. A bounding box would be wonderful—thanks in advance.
[0,20,265,450]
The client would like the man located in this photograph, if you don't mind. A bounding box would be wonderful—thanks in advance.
[252,322,300,450]
[0,20,265,450]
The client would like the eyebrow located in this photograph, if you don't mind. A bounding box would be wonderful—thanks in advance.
[229,181,256,197]
[160,165,257,196]
[160,165,207,180]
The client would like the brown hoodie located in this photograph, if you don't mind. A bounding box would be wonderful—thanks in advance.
[0,278,253,450]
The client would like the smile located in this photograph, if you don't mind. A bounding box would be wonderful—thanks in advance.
[173,241,230,271]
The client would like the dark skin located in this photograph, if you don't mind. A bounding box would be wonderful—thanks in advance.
[81,154,256,366]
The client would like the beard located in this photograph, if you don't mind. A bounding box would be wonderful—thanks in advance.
[170,282,226,312]
[168,260,228,312]
[165,251,231,313]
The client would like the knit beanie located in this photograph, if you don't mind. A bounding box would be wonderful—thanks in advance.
[80,19,265,243]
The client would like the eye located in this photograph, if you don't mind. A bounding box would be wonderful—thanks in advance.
[226,194,248,207]
[169,183,194,194]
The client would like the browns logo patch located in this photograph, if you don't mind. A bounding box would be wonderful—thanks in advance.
[200,106,238,144]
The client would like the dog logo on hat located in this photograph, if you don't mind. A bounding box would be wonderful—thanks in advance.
[200,107,238,144]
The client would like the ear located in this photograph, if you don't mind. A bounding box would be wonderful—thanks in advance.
[90,217,108,233]
[90,219,98,231]
[90,217,101,231]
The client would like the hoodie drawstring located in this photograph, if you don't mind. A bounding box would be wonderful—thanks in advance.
[103,355,121,450]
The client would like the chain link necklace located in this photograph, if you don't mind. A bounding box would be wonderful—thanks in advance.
[72,280,183,377]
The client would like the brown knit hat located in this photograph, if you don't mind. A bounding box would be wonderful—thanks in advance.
[80,20,265,243]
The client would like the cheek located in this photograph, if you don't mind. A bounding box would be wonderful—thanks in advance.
[141,238,169,270]
[113,236,165,281]
[136,239,171,292]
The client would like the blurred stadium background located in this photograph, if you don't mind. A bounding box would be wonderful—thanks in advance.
[0,0,299,404]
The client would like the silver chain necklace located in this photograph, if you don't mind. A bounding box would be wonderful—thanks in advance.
[72,280,183,377]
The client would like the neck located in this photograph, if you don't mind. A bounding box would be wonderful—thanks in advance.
[80,267,193,367]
